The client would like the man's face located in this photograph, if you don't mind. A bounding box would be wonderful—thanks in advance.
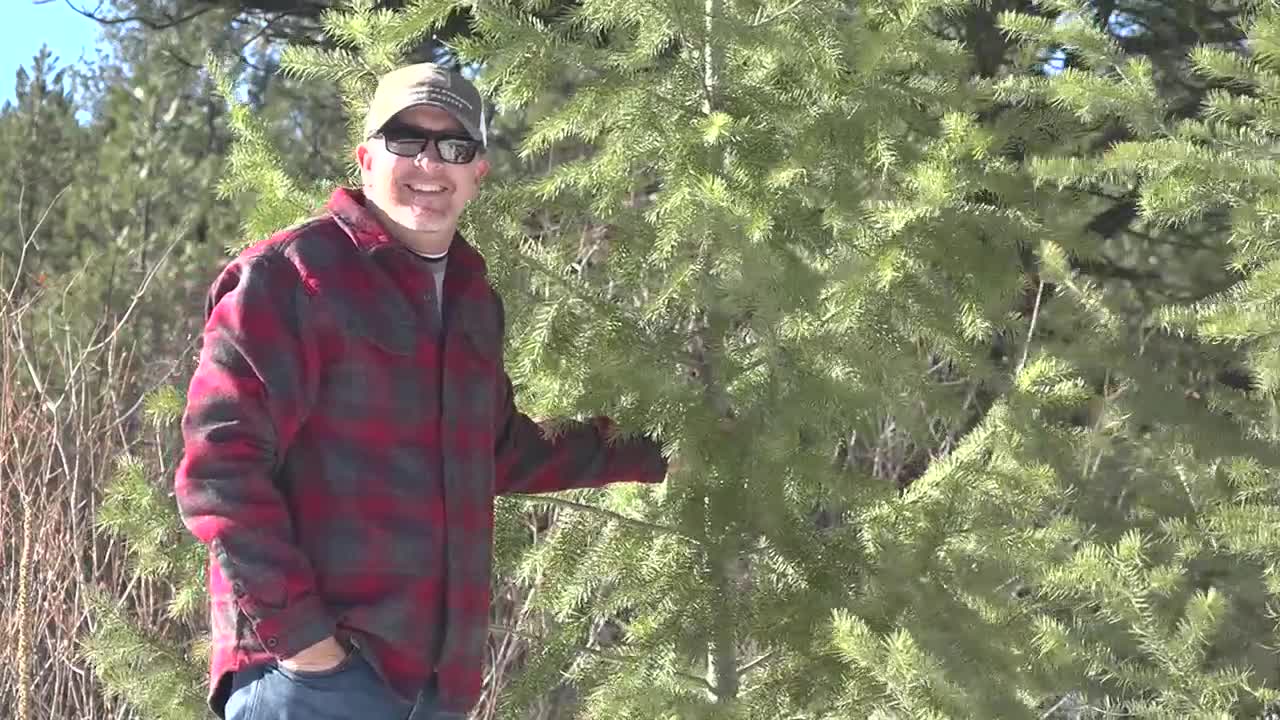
[356,105,489,238]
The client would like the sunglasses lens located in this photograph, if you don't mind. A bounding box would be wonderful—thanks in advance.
[438,138,479,164]
[385,137,428,158]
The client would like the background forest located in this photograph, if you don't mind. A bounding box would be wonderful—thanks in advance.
[6,1,1280,719]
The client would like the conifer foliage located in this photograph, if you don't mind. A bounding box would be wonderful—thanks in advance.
[86,0,1280,718]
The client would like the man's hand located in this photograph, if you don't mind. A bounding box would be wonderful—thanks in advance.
[665,455,681,479]
[280,636,348,673]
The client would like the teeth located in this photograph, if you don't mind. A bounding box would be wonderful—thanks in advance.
[409,184,447,193]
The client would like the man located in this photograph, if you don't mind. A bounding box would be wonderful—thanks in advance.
[175,63,669,720]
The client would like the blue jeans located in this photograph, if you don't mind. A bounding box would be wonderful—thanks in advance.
[224,648,464,720]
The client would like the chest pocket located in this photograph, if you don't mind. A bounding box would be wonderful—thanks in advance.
[317,281,428,433]
[328,290,419,356]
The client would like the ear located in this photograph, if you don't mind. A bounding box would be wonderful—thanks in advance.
[474,157,491,182]
[356,142,376,174]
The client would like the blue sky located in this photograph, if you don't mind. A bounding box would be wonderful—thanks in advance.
[3,1,102,103]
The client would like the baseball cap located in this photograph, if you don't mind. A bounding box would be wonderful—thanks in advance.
[362,63,487,146]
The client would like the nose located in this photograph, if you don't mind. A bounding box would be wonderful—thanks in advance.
[412,142,446,168]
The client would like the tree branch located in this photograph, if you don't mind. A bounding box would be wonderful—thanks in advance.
[489,624,715,694]
[750,0,806,27]
[64,0,216,30]
[513,495,699,543]
[1071,257,1163,284]
[1017,276,1044,376]
[736,650,774,676]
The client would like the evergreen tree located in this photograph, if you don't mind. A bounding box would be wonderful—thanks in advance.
[0,47,88,293]
[82,1,1280,719]
[989,2,1280,715]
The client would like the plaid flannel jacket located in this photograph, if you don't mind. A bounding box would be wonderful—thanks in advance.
[175,187,667,717]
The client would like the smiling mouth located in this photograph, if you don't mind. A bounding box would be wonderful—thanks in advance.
[406,183,449,195]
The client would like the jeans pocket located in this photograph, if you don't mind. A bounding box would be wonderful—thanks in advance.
[225,665,267,720]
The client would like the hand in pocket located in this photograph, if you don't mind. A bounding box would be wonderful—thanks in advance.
[280,636,349,673]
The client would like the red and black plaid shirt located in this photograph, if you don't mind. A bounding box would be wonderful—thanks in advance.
[175,187,666,717]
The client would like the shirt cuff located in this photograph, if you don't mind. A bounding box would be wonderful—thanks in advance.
[629,435,669,484]
[247,594,336,660]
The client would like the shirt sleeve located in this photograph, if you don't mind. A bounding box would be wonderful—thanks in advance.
[174,250,334,660]
[490,297,668,496]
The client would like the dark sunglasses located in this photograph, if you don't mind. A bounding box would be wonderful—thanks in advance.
[375,124,482,164]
